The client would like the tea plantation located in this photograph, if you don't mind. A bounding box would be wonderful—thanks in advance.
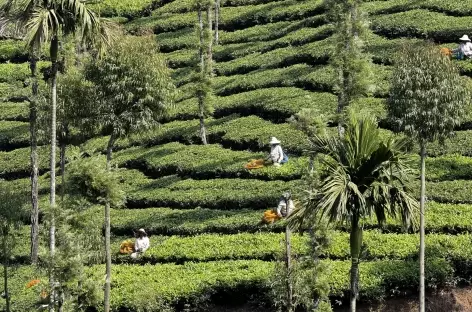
[1,0,472,310]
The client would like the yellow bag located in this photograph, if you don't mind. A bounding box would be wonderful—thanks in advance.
[119,240,135,254]
[245,159,265,170]
[261,209,281,224]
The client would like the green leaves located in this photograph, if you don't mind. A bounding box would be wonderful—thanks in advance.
[85,35,175,138]
[66,156,126,209]
[388,42,470,144]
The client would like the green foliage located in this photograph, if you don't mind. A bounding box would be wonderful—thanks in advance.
[371,9,472,42]
[365,0,472,17]
[0,102,28,121]
[270,228,332,312]
[113,142,308,180]
[88,0,158,18]
[120,169,299,209]
[388,42,470,144]
[325,0,374,114]
[0,39,27,62]
[0,121,30,149]
[85,35,175,138]
[126,0,325,33]
[0,258,456,311]
[0,62,49,83]
[105,207,270,236]
[66,156,126,209]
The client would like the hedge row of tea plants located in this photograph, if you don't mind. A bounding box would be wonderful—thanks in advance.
[2,258,454,311]
[88,0,159,18]
[0,146,51,179]
[0,81,30,102]
[83,200,472,238]
[114,142,308,181]
[120,169,300,209]
[157,23,332,55]
[110,231,472,264]
[154,0,290,15]
[0,101,28,121]
[126,0,326,33]
[371,9,472,41]
[80,115,308,155]
[167,87,340,122]
[0,120,30,150]
[365,0,472,17]
[0,39,28,62]
[0,62,50,83]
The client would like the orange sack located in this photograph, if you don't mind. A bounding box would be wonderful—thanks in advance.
[261,209,281,224]
[245,159,265,170]
[440,47,452,57]
[119,240,135,254]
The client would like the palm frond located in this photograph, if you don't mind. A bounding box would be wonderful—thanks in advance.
[292,111,419,232]
[24,7,52,50]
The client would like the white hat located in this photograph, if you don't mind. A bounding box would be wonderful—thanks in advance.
[137,228,147,235]
[460,35,471,41]
[269,137,281,145]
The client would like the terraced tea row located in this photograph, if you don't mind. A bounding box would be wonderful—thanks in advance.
[9,225,472,264]
[126,0,325,33]
[103,201,472,236]
[0,258,454,312]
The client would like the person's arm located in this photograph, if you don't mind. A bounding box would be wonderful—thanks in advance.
[134,239,141,252]
[276,145,284,162]
[276,201,284,217]
[142,237,150,252]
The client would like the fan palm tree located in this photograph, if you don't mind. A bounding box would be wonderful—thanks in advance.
[288,112,418,312]
[0,1,112,310]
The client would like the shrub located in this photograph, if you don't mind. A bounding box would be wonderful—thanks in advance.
[0,102,28,122]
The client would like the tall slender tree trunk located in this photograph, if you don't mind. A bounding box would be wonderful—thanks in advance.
[49,36,59,312]
[419,142,426,312]
[214,0,220,44]
[29,56,40,264]
[350,216,362,312]
[207,6,213,69]
[3,230,10,312]
[197,8,208,145]
[285,225,293,312]
[104,133,115,312]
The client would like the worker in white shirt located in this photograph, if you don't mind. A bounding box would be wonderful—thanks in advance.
[267,137,288,167]
[276,192,294,218]
[131,228,150,259]
[454,35,472,59]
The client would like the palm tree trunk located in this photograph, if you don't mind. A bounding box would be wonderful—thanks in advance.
[214,0,220,44]
[197,8,208,145]
[104,133,115,312]
[29,56,40,265]
[419,142,426,312]
[49,36,59,312]
[285,225,293,312]
[3,229,10,312]
[350,216,362,312]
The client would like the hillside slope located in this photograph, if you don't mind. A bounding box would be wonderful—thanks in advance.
[1,0,472,310]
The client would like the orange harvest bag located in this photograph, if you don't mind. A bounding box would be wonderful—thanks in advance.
[440,47,452,57]
[245,159,265,170]
[119,240,135,254]
[261,209,281,224]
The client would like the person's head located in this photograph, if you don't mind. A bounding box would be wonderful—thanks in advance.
[269,137,281,146]
[136,228,147,238]
[459,35,471,43]
[281,191,291,201]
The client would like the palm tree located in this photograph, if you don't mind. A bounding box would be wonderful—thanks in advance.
[0,1,111,310]
[288,112,418,312]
